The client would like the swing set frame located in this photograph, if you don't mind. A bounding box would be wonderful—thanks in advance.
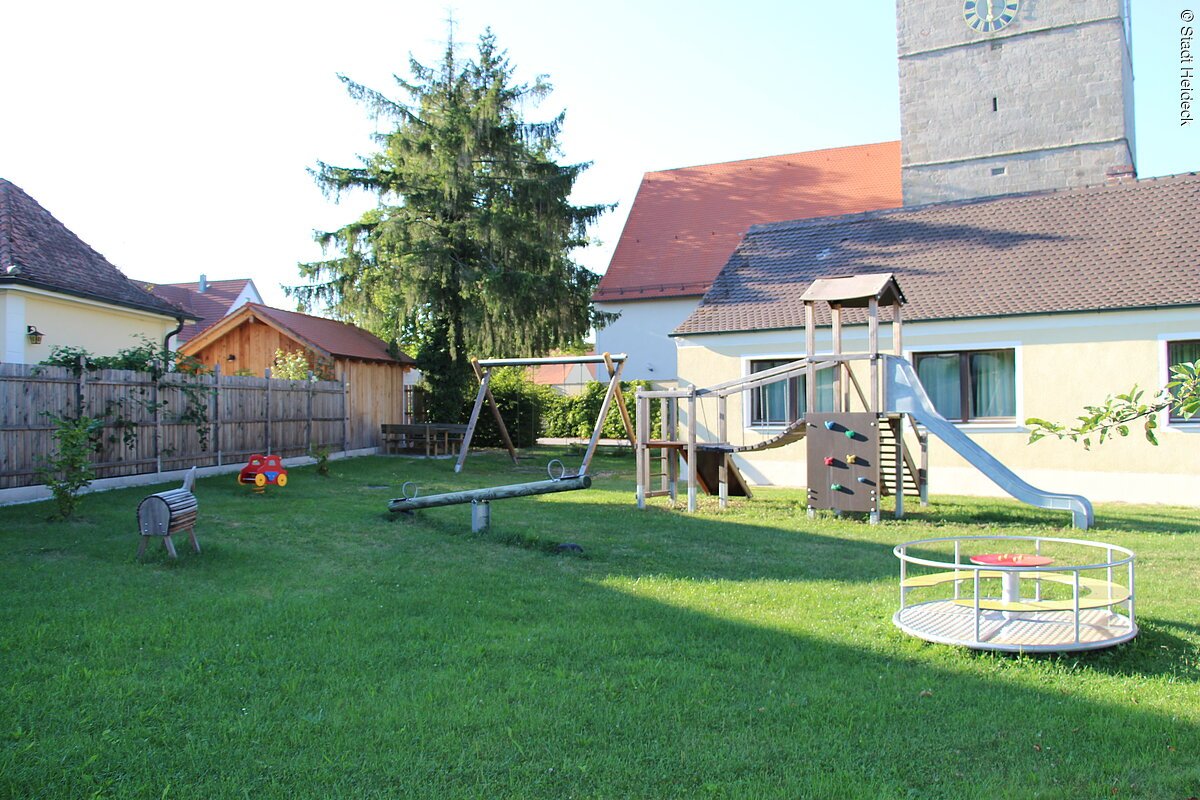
[454,352,636,477]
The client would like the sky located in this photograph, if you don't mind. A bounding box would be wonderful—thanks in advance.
[1,1,1195,311]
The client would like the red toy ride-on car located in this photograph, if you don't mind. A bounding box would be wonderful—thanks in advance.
[238,454,288,492]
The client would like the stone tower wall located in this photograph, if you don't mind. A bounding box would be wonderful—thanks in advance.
[897,0,1135,205]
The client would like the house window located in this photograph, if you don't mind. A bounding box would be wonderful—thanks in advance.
[748,360,833,426]
[913,349,1016,422]
[1168,339,1200,422]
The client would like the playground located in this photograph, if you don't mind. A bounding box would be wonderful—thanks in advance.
[1,449,1197,798]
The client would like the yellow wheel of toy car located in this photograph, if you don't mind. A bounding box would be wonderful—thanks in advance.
[277,474,288,487]
[254,473,267,487]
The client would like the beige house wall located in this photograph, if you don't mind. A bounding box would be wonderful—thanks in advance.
[674,307,1200,506]
[1,285,178,364]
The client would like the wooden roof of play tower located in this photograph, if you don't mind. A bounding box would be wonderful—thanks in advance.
[798,273,906,308]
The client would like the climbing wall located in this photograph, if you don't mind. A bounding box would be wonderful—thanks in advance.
[805,413,880,514]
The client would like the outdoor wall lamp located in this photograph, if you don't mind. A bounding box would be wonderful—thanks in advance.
[26,325,44,345]
[227,354,237,361]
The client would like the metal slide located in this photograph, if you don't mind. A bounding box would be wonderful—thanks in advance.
[882,356,1093,529]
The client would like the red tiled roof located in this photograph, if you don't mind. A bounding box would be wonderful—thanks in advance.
[529,361,598,385]
[674,173,1200,336]
[141,278,257,342]
[594,142,902,302]
[0,178,192,319]
[240,304,415,364]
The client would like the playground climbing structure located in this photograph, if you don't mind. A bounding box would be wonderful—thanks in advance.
[635,274,1093,529]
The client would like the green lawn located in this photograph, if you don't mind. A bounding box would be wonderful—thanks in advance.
[2,448,1198,799]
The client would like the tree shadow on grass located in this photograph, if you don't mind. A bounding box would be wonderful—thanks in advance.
[408,492,899,585]
[890,499,1082,531]
[6,455,1198,798]
[404,493,1198,683]
[1092,510,1200,536]
[333,554,1200,798]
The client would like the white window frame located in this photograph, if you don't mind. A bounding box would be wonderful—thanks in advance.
[741,353,805,433]
[904,342,1025,432]
[1158,332,1200,432]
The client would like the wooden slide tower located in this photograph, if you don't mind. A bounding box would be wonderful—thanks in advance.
[635,273,928,521]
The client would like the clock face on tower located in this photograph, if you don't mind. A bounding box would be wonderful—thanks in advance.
[963,0,1019,33]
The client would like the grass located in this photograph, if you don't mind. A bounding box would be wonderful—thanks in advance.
[1,447,1198,799]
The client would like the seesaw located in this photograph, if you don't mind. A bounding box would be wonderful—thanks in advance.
[388,460,591,531]
[389,352,634,532]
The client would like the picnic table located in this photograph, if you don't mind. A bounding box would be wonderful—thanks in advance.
[381,423,469,457]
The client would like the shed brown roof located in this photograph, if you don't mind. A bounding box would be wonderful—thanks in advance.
[185,303,415,365]
[594,141,901,302]
[0,178,192,320]
[674,172,1200,336]
[141,278,258,342]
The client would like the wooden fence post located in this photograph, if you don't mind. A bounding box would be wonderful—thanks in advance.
[153,362,162,473]
[342,376,349,455]
[306,370,314,455]
[213,363,222,467]
[76,354,87,418]
[264,367,272,455]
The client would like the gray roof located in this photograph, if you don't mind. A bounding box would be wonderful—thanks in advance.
[674,172,1200,336]
[0,179,191,320]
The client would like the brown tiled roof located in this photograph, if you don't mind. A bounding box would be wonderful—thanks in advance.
[594,142,901,302]
[674,173,1200,336]
[196,303,415,365]
[0,179,192,320]
[140,278,258,342]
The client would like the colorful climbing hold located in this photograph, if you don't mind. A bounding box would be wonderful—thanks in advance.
[844,429,857,439]
[847,454,859,464]
[823,456,835,466]
[824,420,837,430]
[857,476,870,484]
[830,483,844,491]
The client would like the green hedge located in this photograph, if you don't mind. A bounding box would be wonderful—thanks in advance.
[415,371,661,448]
[542,379,659,440]
[462,368,558,449]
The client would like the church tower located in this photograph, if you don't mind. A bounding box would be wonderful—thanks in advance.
[896,0,1136,206]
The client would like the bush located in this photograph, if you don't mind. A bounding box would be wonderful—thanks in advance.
[464,368,558,449]
[37,414,104,519]
[541,380,658,440]
[41,336,209,376]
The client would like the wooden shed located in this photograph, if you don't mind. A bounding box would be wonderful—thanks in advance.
[180,303,415,449]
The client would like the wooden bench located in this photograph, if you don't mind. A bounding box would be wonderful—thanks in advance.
[381,423,469,457]
[901,570,1130,611]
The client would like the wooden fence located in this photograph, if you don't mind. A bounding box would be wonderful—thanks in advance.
[0,362,348,489]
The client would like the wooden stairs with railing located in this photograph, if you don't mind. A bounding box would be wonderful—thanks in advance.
[879,415,925,499]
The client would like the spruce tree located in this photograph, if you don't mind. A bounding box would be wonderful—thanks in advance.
[290,29,610,420]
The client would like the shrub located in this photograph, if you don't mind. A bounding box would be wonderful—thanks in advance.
[310,445,331,477]
[36,414,104,519]
[464,367,557,449]
[541,379,659,440]
[270,348,335,381]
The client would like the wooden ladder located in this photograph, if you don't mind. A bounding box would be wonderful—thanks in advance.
[878,416,924,499]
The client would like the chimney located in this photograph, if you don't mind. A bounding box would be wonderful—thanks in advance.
[198,274,208,293]
[1105,164,1136,184]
